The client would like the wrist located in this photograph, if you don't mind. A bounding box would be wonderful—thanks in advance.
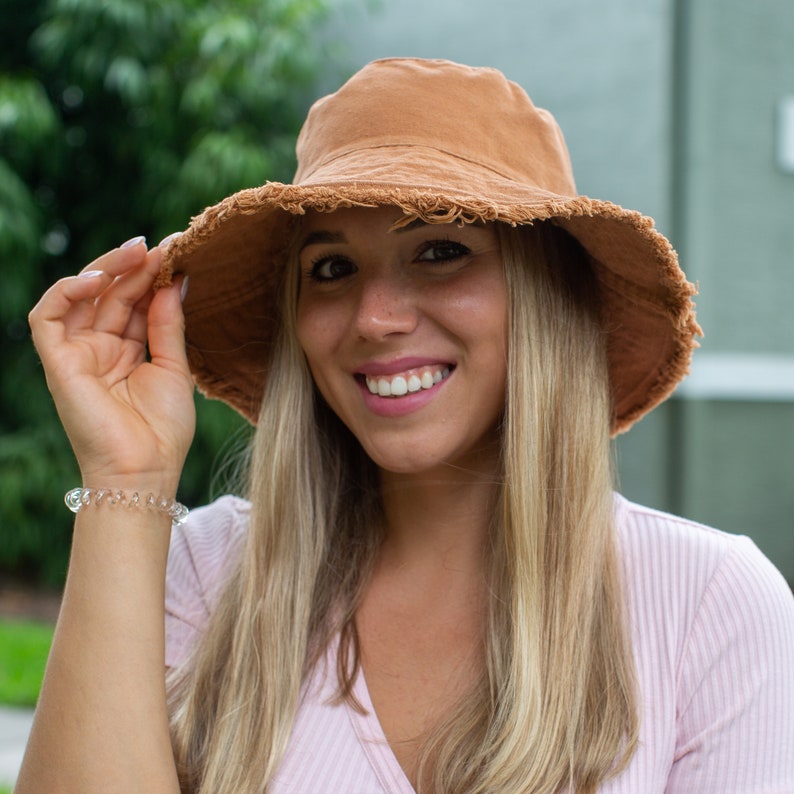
[77,467,183,497]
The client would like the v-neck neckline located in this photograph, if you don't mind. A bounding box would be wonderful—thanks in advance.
[345,661,417,793]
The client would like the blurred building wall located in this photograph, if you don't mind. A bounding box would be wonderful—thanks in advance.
[663,0,794,579]
[321,0,794,580]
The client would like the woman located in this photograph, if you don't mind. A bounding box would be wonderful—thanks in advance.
[20,58,794,793]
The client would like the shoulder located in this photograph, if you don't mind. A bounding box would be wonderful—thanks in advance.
[615,493,790,607]
[614,494,794,788]
[614,498,794,789]
[169,494,251,576]
[168,494,251,599]
[165,495,251,668]
[615,494,793,643]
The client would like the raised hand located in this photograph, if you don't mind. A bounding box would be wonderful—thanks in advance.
[28,237,196,491]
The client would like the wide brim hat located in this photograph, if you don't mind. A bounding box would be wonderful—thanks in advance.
[157,57,700,435]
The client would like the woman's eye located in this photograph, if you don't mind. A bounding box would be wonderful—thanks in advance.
[416,240,471,262]
[308,256,355,282]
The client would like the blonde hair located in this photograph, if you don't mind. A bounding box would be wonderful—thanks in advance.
[167,218,639,793]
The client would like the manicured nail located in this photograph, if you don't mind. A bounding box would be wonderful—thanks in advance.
[158,231,182,249]
[121,235,146,249]
[180,275,189,303]
[78,270,104,279]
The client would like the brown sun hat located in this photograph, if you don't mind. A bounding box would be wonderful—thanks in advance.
[157,57,700,435]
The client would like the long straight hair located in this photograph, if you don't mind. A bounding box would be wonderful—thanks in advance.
[167,218,639,793]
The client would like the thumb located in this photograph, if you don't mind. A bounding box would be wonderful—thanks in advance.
[147,275,191,376]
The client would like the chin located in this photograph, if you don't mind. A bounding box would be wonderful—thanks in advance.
[366,453,443,476]
[363,444,486,479]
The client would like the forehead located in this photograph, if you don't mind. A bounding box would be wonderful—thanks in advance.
[298,205,495,248]
[301,205,414,235]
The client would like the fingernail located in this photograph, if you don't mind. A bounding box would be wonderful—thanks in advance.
[78,270,104,279]
[158,231,183,249]
[121,235,146,249]
[180,276,189,303]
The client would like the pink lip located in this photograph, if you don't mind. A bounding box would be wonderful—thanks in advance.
[355,356,454,377]
[354,360,454,418]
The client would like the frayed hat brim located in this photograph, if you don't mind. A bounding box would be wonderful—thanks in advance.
[157,180,699,435]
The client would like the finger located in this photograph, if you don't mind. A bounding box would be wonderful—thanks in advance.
[120,287,156,347]
[29,270,115,357]
[146,276,191,375]
[31,239,151,345]
[120,239,178,343]
[78,236,149,278]
[92,247,164,336]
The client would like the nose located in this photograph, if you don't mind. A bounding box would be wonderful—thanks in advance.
[353,273,418,341]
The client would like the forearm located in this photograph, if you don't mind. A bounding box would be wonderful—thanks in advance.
[23,235,195,790]
[16,501,180,793]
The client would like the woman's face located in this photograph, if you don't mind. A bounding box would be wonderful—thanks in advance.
[295,206,508,475]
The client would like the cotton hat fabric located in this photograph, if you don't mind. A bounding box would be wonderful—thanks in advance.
[157,57,700,435]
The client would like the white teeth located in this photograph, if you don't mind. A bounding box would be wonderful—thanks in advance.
[365,366,452,398]
[390,376,408,396]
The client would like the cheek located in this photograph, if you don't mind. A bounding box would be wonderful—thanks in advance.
[444,274,509,351]
[296,299,334,364]
[295,319,330,408]
[463,277,509,396]
[295,300,348,405]
[294,305,315,362]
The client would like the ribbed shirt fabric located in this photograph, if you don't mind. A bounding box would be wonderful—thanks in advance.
[165,495,794,792]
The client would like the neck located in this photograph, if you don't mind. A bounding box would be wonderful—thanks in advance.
[376,441,501,579]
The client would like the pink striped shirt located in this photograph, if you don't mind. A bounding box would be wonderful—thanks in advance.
[165,495,794,792]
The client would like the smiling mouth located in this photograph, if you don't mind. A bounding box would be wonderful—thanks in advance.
[359,365,453,398]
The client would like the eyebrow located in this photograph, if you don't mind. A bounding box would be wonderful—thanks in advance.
[298,230,346,252]
[393,218,430,232]
[298,218,433,253]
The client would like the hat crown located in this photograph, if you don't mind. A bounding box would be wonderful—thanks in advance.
[295,58,577,196]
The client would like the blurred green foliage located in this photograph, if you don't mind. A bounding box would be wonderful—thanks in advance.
[0,0,335,586]
[0,619,54,706]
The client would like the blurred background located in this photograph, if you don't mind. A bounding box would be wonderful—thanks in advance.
[0,1,792,778]
[5,0,792,594]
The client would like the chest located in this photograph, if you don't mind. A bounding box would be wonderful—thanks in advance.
[355,596,485,785]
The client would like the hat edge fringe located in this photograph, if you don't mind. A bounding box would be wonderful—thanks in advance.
[157,182,686,280]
